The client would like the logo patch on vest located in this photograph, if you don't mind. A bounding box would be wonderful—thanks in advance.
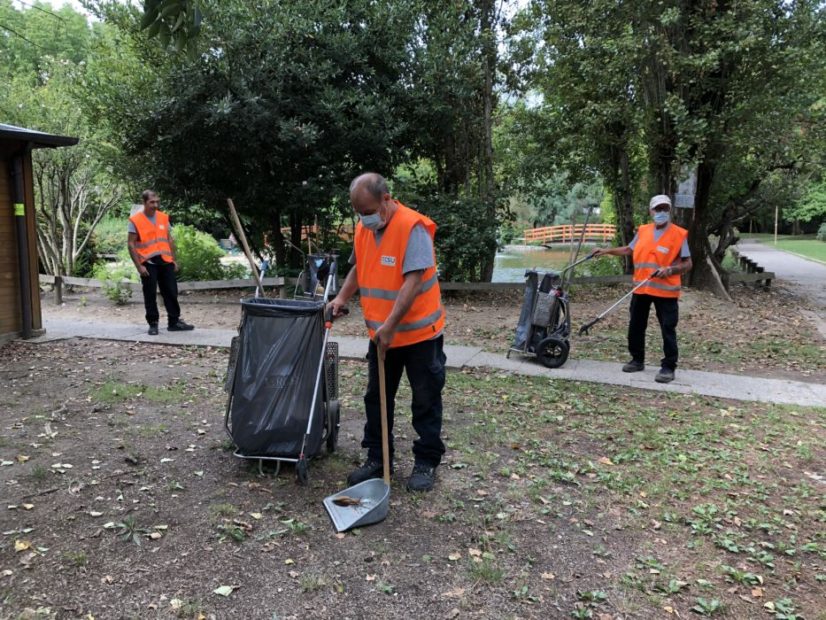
[656,245,669,254]
[381,255,396,266]
[159,225,166,230]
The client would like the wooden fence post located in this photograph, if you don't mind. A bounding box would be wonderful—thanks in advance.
[54,275,63,305]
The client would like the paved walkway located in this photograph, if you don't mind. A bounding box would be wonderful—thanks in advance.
[30,318,826,409]
[737,239,826,309]
[737,239,826,339]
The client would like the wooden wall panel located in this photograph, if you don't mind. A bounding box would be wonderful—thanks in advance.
[23,153,42,330]
[0,153,21,336]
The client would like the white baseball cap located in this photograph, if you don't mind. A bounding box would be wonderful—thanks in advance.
[649,194,672,210]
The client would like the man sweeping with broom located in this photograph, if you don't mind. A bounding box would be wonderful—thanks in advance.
[328,173,446,492]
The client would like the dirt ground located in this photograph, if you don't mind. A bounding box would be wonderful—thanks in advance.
[0,335,824,619]
[42,281,826,382]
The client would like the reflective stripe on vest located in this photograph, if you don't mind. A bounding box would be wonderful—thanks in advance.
[129,210,174,264]
[365,306,445,332]
[632,223,688,299]
[354,202,445,348]
[359,272,439,301]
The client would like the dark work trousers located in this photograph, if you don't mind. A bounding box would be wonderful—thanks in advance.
[363,335,446,468]
[628,293,679,371]
[140,261,181,327]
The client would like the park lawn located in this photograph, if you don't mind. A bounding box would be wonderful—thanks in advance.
[772,239,826,264]
[1,340,824,619]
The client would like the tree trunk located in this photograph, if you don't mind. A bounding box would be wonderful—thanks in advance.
[477,0,497,283]
[269,207,286,272]
[289,211,303,269]
[686,161,731,300]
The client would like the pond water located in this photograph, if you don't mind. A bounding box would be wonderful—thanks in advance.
[492,245,588,282]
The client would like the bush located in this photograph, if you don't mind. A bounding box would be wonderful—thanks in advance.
[93,262,135,305]
[93,216,128,257]
[173,224,230,281]
[817,222,826,242]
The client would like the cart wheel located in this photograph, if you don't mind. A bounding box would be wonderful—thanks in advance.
[326,400,340,454]
[537,336,570,369]
[296,457,309,486]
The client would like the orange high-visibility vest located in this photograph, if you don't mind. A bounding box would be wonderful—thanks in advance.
[354,201,445,348]
[632,223,688,298]
[129,210,174,264]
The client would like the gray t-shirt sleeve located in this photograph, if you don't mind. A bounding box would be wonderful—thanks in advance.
[680,239,691,258]
[127,220,136,234]
[628,233,638,250]
[348,249,355,266]
[403,224,434,274]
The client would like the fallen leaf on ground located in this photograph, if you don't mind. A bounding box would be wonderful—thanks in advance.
[332,496,362,506]
[598,457,614,466]
[14,540,32,553]
[441,587,465,599]
[541,572,555,581]
[21,504,33,511]
[16,455,29,463]
[448,553,461,561]
[751,587,763,598]
[213,585,238,597]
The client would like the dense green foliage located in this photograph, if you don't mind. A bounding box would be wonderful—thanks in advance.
[3,0,825,288]
[524,0,826,290]
[92,262,134,305]
[173,224,245,281]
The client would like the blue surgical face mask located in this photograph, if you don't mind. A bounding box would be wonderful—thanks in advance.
[359,212,383,231]
[653,211,670,225]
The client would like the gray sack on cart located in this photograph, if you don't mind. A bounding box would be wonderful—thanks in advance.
[229,298,325,457]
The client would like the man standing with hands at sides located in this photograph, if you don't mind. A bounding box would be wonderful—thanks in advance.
[127,190,194,336]
[328,173,446,492]
[591,194,692,383]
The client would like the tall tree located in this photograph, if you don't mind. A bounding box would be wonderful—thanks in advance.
[531,0,826,293]
[0,2,124,279]
[87,0,418,269]
[529,0,648,272]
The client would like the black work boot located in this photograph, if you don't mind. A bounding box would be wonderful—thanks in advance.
[168,319,195,331]
[655,367,675,383]
[347,459,391,486]
[406,464,436,492]
[622,360,644,373]
[148,324,159,336]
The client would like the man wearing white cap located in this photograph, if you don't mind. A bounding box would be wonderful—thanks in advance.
[592,194,692,383]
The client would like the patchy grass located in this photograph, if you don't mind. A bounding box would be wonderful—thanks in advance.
[0,341,823,619]
[91,379,187,404]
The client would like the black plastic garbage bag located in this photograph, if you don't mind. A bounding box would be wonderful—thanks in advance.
[228,298,325,458]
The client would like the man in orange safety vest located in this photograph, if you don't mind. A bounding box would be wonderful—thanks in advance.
[329,173,446,492]
[592,194,692,383]
[127,190,194,336]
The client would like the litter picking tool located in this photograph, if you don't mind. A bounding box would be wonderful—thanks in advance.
[323,342,391,533]
[227,198,265,297]
[578,278,651,336]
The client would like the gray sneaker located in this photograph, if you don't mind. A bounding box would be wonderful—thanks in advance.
[655,368,675,383]
[622,360,644,373]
